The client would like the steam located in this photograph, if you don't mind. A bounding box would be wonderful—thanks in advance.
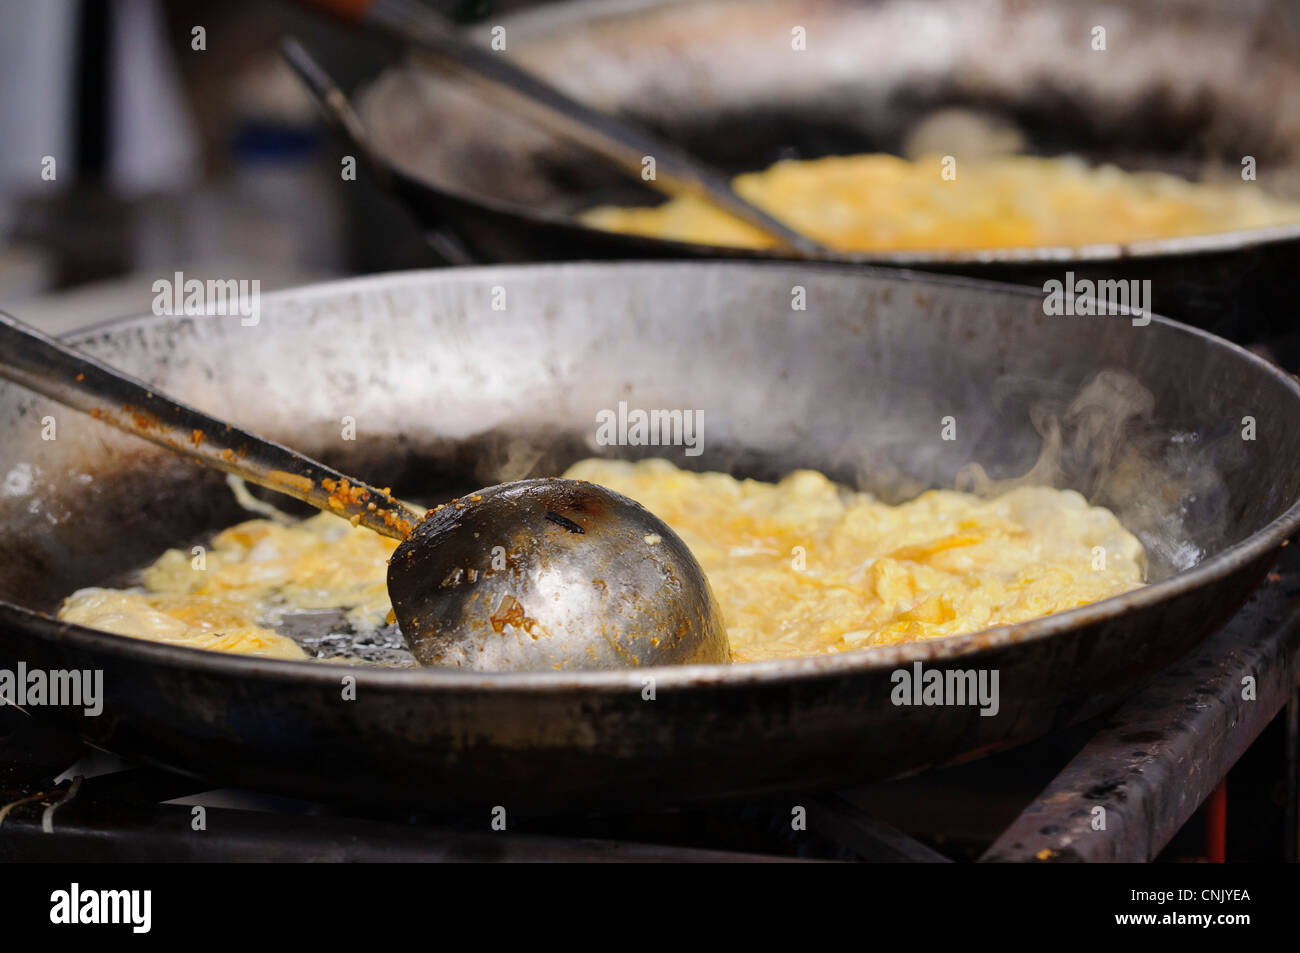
[957,370,1233,580]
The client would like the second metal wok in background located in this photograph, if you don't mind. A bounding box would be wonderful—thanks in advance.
[304,0,1300,366]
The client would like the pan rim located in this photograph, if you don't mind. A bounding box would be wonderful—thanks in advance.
[7,260,1300,693]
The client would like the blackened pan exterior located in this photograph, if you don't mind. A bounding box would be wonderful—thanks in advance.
[0,262,1297,811]
[0,544,1280,812]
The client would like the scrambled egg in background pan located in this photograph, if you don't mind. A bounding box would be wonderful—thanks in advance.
[58,458,1146,665]
[581,153,1300,252]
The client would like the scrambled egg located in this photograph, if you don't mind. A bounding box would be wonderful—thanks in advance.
[581,153,1300,252]
[60,514,399,661]
[566,459,1144,662]
[57,459,1145,665]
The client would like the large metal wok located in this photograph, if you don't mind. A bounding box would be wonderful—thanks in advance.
[1,262,1298,812]
[315,0,1300,363]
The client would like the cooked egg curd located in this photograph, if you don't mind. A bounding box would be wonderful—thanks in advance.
[58,458,1145,664]
[581,153,1300,252]
[60,513,399,661]
[566,459,1144,661]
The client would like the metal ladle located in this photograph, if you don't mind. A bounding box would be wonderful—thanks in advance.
[0,311,730,671]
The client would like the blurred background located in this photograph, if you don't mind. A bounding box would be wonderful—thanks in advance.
[0,0,532,333]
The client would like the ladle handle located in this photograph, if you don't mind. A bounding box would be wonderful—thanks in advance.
[0,311,418,540]
[295,0,826,256]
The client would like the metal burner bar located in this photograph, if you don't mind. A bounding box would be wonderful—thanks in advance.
[0,707,91,794]
[982,548,1300,863]
[0,795,808,862]
[807,794,952,862]
[72,765,217,805]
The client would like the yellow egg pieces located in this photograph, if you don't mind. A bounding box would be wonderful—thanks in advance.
[58,458,1145,665]
[582,153,1300,252]
[564,459,1145,662]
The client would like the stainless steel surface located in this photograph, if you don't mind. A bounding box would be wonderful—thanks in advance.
[326,0,823,254]
[389,478,730,670]
[0,262,1298,810]
[0,310,419,540]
